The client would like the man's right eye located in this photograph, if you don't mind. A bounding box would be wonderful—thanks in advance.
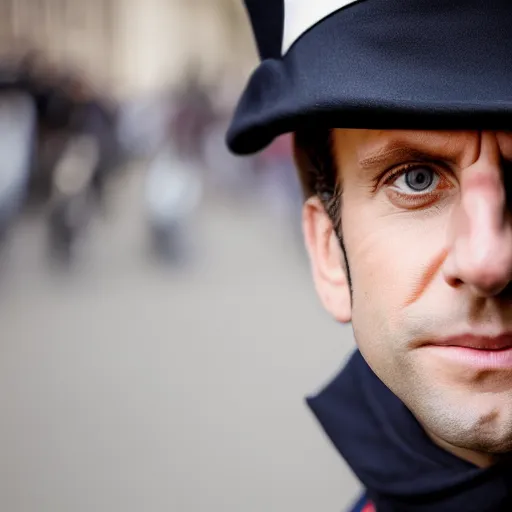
[397,166,439,194]
[382,163,456,209]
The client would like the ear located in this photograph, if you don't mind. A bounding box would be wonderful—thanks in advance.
[302,196,352,323]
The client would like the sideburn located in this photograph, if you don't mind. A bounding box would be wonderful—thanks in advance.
[329,190,353,299]
[293,129,353,298]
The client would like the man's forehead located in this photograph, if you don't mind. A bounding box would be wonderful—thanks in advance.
[332,129,512,169]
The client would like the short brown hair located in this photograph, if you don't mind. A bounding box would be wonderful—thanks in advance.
[293,128,342,235]
[293,128,352,290]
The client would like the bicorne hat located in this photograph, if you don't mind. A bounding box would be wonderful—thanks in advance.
[227,0,512,155]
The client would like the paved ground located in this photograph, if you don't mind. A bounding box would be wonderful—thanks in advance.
[0,168,359,512]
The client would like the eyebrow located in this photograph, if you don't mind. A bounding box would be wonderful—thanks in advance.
[357,144,451,171]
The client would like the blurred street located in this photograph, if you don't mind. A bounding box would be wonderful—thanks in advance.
[0,164,359,512]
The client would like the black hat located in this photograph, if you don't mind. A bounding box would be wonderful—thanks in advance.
[227,0,512,155]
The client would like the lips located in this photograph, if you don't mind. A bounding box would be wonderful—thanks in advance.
[422,334,512,370]
[432,334,512,351]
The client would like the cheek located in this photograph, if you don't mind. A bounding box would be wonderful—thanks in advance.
[347,226,403,367]
[343,205,449,364]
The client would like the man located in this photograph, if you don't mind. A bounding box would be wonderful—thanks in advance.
[227,1,512,510]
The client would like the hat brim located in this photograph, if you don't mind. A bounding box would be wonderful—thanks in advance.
[227,0,512,155]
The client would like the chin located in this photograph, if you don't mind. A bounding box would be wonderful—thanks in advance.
[416,394,512,456]
[443,429,512,456]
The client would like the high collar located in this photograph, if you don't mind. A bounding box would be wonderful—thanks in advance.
[307,351,512,511]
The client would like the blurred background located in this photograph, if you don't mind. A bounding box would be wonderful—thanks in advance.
[0,1,359,510]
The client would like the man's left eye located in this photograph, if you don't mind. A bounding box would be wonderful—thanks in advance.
[394,167,439,193]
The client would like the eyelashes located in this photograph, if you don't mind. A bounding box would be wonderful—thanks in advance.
[385,165,439,194]
[372,162,457,209]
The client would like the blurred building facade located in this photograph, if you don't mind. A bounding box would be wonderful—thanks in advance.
[0,0,257,99]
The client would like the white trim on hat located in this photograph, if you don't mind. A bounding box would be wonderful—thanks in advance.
[282,0,362,54]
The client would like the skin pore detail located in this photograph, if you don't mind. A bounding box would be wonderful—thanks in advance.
[304,129,512,468]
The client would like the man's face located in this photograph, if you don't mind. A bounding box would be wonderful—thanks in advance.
[303,129,512,460]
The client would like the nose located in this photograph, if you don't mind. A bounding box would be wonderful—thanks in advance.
[443,135,512,297]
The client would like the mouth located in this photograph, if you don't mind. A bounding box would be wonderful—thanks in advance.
[423,334,512,369]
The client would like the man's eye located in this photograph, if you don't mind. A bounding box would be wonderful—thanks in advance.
[392,167,439,194]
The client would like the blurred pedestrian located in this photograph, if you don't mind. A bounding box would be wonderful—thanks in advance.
[66,76,119,208]
[144,142,202,265]
[171,69,216,165]
[0,86,37,248]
